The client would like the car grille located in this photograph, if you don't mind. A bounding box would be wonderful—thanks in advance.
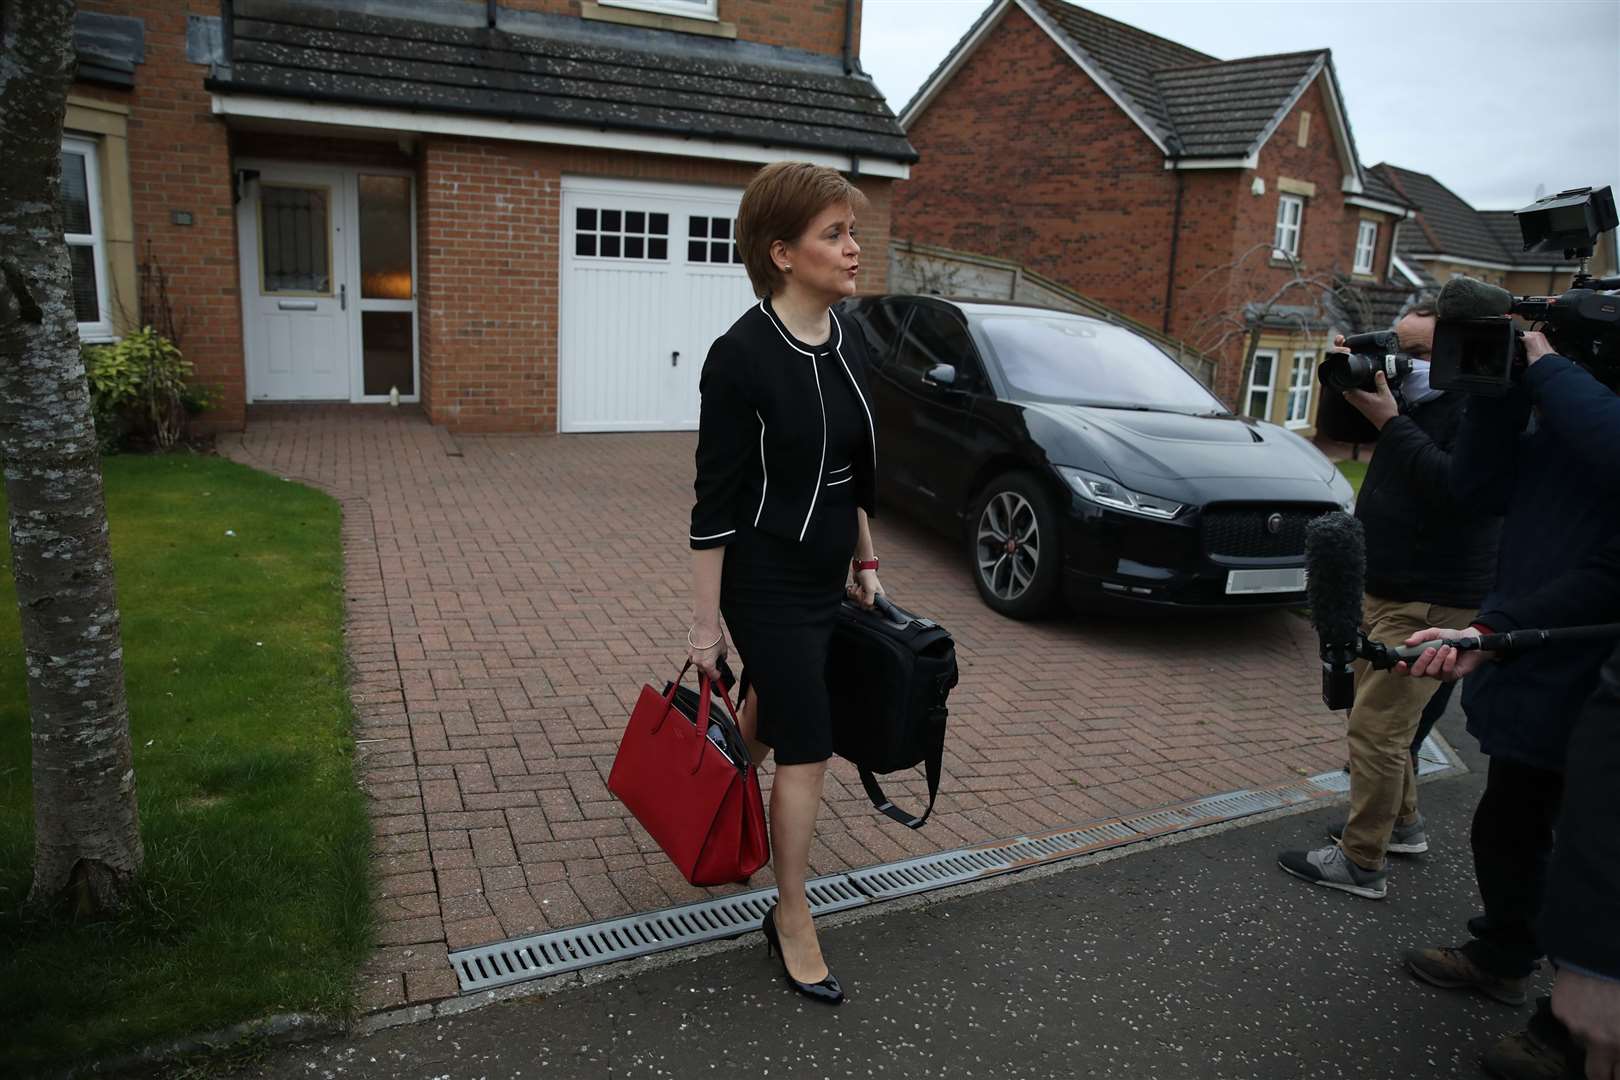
[1201,506,1330,559]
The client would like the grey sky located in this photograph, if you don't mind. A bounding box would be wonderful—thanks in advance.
[861,0,1620,216]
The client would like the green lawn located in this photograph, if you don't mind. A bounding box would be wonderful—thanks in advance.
[0,454,371,1072]
[1336,458,1367,496]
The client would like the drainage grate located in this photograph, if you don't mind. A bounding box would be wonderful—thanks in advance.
[450,874,867,994]
[448,737,1464,994]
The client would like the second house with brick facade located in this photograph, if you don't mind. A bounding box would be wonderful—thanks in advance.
[893,0,1421,434]
[67,0,914,433]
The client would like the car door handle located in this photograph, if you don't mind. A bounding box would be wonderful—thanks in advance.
[277,300,317,311]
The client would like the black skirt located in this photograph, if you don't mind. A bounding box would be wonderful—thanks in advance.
[721,476,858,765]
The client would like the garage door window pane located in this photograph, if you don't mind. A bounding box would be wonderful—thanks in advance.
[574,205,668,261]
[688,216,740,265]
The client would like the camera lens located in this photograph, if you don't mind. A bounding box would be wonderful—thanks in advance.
[1318,352,1378,393]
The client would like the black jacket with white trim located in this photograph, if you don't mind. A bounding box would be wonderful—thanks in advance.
[689,299,877,550]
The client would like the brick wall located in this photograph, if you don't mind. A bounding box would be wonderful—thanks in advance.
[499,0,859,56]
[78,0,244,432]
[418,138,893,433]
[75,1,888,435]
[892,4,1175,329]
[896,8,1413,407]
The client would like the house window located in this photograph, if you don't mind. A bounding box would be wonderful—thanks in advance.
[1246,350,1277,420]
[1273,194,1303,260]
[574,207,669,260]
[61,135,112,339]
[688,216,744,265]
[1286,351,1315,428]
[1354,220,1378,275]
[599,0,718,20]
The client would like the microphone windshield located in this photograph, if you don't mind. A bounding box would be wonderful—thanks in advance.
[1306,512,1365,645]
[1435,275,1514,320]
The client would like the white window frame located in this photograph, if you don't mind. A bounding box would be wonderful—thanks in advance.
[1246,349,1277,420]
[1273,194,1303,260]
[62,134,113,341]
[1285,350,1315,428]
[599,0,718,20]
[1354,220,1378,275]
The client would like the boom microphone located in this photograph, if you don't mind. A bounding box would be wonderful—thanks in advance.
[1305,512,1365,710]
[1435,275,1515,320]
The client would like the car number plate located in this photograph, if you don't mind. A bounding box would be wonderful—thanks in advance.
[1225,568,1307,595]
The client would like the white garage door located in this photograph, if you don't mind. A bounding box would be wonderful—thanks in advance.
[560,177,758,432]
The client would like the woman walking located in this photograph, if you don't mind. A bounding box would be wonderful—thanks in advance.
[685,161,882,1005]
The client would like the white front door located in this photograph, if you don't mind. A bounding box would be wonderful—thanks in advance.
[237,163,419,403]
[559,177,756,432]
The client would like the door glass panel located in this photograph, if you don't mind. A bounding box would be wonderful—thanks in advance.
[261,185,331,294]
[362,311,414,397]
[359,175,412,299]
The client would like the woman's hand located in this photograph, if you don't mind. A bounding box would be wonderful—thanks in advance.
[848,569,884,609]
[686,622,728,683]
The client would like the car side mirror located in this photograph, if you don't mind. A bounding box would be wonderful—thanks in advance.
[924,363,957,387]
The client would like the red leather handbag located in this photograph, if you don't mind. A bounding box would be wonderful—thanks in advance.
[608,662,769,886]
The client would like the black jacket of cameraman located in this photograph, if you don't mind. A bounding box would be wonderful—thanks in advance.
[1354,391,1501,607]
[1453,353,1620,771]
[1537,639,1620,981]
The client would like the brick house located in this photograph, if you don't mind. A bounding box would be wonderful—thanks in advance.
[64,0,913,433]
[1371,164,1617,296]
[892,0,1420,435]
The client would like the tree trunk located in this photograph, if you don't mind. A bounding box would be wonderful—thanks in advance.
[0,0,143,917]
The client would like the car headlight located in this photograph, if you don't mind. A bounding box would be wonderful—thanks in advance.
[1057,466,1185,520]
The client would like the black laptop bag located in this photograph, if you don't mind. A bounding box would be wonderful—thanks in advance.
[826,594,958,828]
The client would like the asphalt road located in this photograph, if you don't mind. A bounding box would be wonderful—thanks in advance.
[232,704,1534,1080]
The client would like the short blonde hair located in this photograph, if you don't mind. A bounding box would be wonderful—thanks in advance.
[736,161,869,298]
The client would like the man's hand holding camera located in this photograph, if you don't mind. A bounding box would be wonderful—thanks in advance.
[1327,335,1401,430]
[1522,329,1555,367]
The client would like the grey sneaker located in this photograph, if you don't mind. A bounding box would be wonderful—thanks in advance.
[1327,814,1430,855]
[1278,844,1388,899]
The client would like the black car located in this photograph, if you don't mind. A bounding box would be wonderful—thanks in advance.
[840,295,1356,618]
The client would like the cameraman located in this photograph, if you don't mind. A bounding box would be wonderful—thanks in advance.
[1401,534,1620,1080]
[1397,328,1620,1025]
[1278,306,1501,899]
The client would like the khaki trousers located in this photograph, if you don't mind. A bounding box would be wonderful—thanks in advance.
[1340,594,1477,870]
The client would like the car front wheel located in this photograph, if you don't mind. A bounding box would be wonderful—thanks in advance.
[969,471,1063,619]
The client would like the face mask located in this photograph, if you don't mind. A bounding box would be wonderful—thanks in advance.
[1402,358,1444,404]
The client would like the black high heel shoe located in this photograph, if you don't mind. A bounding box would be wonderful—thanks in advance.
[762,905,844,1005]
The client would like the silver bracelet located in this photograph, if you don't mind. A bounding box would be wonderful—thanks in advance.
[687,626,723,651]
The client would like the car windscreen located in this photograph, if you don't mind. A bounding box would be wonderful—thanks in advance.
[978,314,1225,412]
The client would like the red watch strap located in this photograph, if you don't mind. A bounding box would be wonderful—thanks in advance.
[852,557,879,572]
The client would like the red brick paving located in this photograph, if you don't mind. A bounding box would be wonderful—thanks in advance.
[221,406,1344,1010]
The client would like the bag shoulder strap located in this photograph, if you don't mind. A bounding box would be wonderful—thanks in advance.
[857,710,944,829]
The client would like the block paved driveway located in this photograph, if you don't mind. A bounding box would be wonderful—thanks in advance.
[221,407,1343,1011]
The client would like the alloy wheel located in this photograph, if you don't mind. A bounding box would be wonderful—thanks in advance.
[976,491,1040,601]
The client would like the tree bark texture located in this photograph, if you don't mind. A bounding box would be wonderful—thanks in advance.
[0,0,143,916]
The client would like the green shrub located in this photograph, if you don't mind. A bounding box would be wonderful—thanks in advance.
[82,327,211,452]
